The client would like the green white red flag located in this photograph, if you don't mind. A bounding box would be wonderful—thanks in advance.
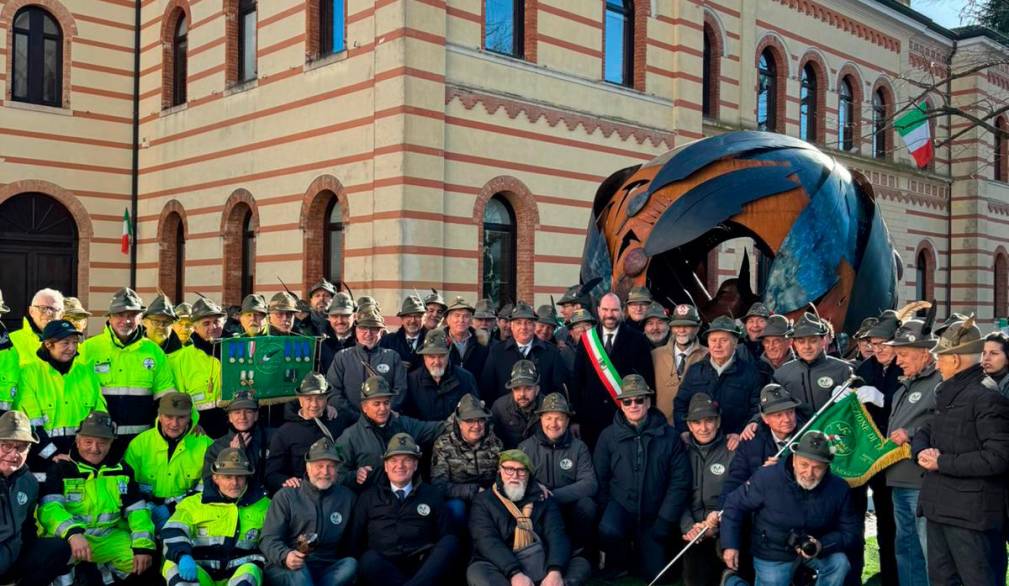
[121,208,132,255]
[581,328,622,404]
[895,102,934,169]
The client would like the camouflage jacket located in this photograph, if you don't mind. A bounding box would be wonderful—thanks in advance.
[430,418,503,503]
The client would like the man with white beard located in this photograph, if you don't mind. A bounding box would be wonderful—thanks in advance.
[466,450,592,586]
[652,304,707,424]
[721,431,860,586]
[401,329,479,422]
[642,302,671,348]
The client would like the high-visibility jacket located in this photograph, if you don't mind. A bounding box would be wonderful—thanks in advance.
[0,340,19,413]
[16,354,108,465]
[169,340,221,412]
[162,483,270,582]
[80,326,178,436]
[9,318,42,367]
[124,423,213,507]
[38,451,156,552]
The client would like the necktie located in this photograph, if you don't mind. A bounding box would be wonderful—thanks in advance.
[520,345,530,358]
[676,353,686,376]
[395,489,406,502]
[408,338,417,351]
[605,333,614,354]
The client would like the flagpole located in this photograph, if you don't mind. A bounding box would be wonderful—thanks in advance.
[648,512,722,586]
[774,375,864,459]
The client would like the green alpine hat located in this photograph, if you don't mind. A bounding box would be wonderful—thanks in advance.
[788,312,829,338]
[510,302,536,321]
[759,384,800,415]
[932,317,984,355]
[759,315,792,339]
[455,394,491,420]
[144,294,177,320]
[536,392,574,416]
[108,287,145,314]
[355,308,385,329]
[497,303,514,320]
[308,279,337,297]
[742,302,771,321]
[934,313,969,337]
[701,315,742,343]
[211,447,255,476]
[536,304,559,326]
[226,391,259,411]
[63,297,92,319]
[685,393,720,422]
[568,308,596,327]
[618,373,653,399]
[668,303,701,327]
[557,285,582,305]
[305,437,342,463]
[240,294,268,315]
[327,292,355,316]
[384,433,422,459]
[361,375,397,401]
[445,296,475,314]
[505,360,539,389]
[625,286,653,305]
[417,329,450,355]
[498,449,532,471]
[865,310,900,341]
[297,372,329,396]
[174,302,194,320]
[643,302,669,323]
[473,299,497,320]
[269,292,299,313]
[356,296,380,313]
[159,392,193,417]
[424,290,448,310]
[190,297,226,321]
[397,295,426,317]
[854,317,879,340]
[886,320,936,349]
[0,411,38,443]
[791,431,835,464]
[78,411,115,439]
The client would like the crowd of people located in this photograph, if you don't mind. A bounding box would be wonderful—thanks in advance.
[1,279,1008,586]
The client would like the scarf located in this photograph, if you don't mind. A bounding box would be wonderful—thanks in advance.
[491,483,536,551]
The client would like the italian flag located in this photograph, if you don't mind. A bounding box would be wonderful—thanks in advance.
[581,328,623,404]
[121,208,132,255]
[895,102,934,169]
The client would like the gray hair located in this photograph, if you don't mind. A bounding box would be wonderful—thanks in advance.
[32,288,65,308]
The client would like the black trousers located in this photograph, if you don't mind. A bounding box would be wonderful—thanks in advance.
[358,535,461,586]
[849,474,897,586]
[559,496,597,552]
[598,502,679,582]
[683,538,722,586]
[0,536,73,586]
[466,557,592,586]
[927,520,1007,586]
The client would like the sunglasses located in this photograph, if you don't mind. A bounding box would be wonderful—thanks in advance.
[621,397,647,406]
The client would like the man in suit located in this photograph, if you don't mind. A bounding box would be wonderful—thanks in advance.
[570,292,654,449]
[480,302,568,404]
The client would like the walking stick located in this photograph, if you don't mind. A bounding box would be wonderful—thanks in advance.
[773,375,864,459]
[648,512,722,586]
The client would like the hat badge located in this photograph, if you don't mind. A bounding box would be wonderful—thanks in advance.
[675,305,690,316]
[907,335,916,342]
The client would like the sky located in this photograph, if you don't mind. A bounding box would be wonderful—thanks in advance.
[911,0,976,29]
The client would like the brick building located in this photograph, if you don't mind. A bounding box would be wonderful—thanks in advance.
[1,0,1008,331]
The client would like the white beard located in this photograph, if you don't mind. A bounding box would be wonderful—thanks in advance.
[503,480,527,501]
[428,366,446,378]
[675,334,694,346]
[796,476,822,491]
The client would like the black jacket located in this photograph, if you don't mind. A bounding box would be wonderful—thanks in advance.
[260,478,356,566]
[0,466,38,575]
[571,324,655,449]
[351,479,452,558]
[772,353,852,413]
[518,426,597,504]
[854,356,904,431]
[479,337,569,403]
[675,357,764,436]
[722,456,860,562]
[380,328,428,373]
[491,394,543,449]
[911,364,1009,530]
[447,328,491,383]
[203,424,271,487]
[681,434,734,534]
[593,409,691,530]
[264,409,356,494]
[469,480,573,577]
[401,366,478,422]
[319,332,356,374]
[721,416,806,506]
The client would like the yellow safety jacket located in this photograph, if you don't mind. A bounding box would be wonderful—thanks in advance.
[9,318,42,367]
[0,342,19,413]
[169,341,221,413]
[124,422,212,506]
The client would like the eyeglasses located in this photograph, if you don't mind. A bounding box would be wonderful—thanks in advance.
[32,305,62,315]
[0,441,30,454]
[621,397,647,406]
[500,466,529,477]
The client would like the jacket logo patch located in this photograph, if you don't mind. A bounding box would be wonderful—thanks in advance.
[817,376,834,389]
[330,512,343,525]
[376,364,390,374]
[710,464,725,476]
[416,503,431,516]
[908,392,922,404]
[118,480,128,495]
[95,362,111,374]
[16,491,27,506]
[559,458,573,471]
[143,358,155,370]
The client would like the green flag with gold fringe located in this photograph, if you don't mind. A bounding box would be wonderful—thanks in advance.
[805,393,910,487]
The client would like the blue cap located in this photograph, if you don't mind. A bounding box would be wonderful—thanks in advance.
[41,319,83,341]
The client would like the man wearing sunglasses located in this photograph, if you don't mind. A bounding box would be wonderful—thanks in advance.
[10,287,64,366]
[594,374,691,580]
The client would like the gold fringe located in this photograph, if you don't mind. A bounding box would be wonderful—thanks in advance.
[844,444,911,488]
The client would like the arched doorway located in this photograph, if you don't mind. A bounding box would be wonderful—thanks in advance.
[0,193,78,330]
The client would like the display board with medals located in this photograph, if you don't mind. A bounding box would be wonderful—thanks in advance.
[220,336,318,403]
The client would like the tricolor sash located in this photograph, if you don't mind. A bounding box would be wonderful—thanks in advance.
[582,328,622,404]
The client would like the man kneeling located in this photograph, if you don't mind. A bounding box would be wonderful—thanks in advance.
[721,431,859,586]
[467,449,591,586]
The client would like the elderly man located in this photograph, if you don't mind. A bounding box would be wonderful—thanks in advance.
[203,392,270,487]
[623,286,653,332]
[571,292,654,449]
[757,315,794,378]
[481,302,567,404]
[124,392,213,531]
[170,297,229,438]
[492,360,544,449]
[519,393,597,554]
[380,295,428,372]
[722,431,859,586]
[653,303,707,424]
[740,302,771,360]
[0,411,74,586]
[80,287,177,457]
[162,448,270,586]
[773,312,853,412]
[401,329,479,421]
[594,374,691,580]
[851,317,878,367]
[143,293,185,355]
[337,377,443,490]
[445,297,492,384]
[319,292,356,371]
[265,373,356,495]
[473,299,500,340]
[467,449,592,586]
[10,287,64,365]
[912,318,1009,585]
[261,437,357,586]
[39,411,156,584]
[352,433,461,586]
[533,304,560,345]
[172,302,194,346]
[641,302,670,348]
[326,308,405,415]
[0,290,18,415]
[676,316,764,440]
[496,304,514,344]
[884,318,940,586]
[267,292,300,336]
[680,394,734,586]
[236,294,269,337]
[982,332,1009,397]
[556,284,585,323]
[431,394,502,527]
[304,279,338,337]
[424,290,448,331]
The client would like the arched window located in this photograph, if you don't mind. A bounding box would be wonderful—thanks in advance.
[915,248,933,313]
[318,0,346,55]
[484,0,523,57]
[604,0,633,86]
[173,219,185,301]
[240,208,255,298]
[324,196,344,282]
[172,15,188,106]
[800,63,818,143]
[702,23,718,118]
[482,196,517,307]
[159,209,187,302]
[995,117,1008,182]
[873,88,889,159]
[996,252,1009,321]
[757,49,778,132]
[238,0,257,82]
[838,77,854,151]
[11,7,62,107]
